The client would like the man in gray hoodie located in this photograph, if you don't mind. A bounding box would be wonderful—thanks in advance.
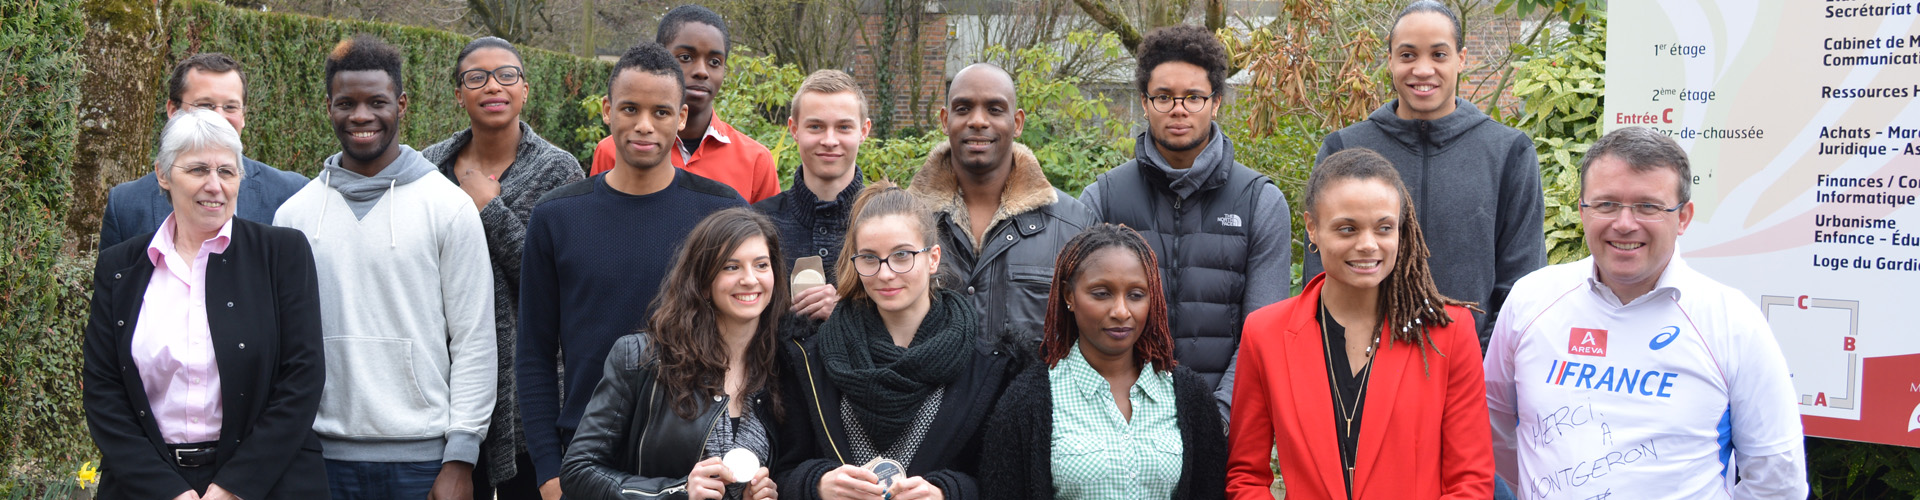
[1079,25,1292,422]
[1308,1,1546,352]
[274,34,496,500]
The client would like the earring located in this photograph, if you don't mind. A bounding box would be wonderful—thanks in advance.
[1305,241,1319,254]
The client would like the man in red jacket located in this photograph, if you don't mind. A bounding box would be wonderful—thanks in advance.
[587,5,779,203]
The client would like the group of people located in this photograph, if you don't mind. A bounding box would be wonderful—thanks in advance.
[82,2,1810,500]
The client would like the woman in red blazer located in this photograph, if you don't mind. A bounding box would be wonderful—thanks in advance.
[1227,148,1493,500]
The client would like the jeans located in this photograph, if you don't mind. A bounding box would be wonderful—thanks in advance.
[326,459,442,500]
[1495,475,1518,500]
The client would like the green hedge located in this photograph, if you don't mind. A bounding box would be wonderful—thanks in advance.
[0,0,91,487]
[168,0,612,174]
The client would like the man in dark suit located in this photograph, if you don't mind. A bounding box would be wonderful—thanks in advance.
[84,109,328,500]
[98,52,309,249]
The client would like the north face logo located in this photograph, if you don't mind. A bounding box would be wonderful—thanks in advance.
[1217,213,1243,227]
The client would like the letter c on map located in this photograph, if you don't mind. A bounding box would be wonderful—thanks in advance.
[1798,295,1809,309]
[1649,326,1680,350]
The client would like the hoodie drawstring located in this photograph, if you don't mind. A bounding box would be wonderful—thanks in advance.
[388,178,397,248]
[316,170,329,241]
[318,166,405,249]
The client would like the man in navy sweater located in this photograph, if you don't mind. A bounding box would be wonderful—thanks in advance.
[515,41,745,498]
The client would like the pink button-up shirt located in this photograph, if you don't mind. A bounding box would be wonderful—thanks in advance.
[133,215,231,444]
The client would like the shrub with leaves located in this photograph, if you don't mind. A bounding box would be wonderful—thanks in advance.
[1807,438,1920,499]
[1502,15,1604,265]
[987,34,1133,194]
[1,0,92,480]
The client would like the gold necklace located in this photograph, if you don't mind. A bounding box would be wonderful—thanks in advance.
[1322,302,1380,494]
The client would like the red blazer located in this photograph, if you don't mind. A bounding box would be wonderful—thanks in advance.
[1227,275,1493,500]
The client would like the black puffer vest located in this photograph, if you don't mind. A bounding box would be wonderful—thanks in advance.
[1093,149,1270,391]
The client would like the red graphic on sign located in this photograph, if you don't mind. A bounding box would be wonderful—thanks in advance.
[1802,353,1920,447]
[1569,328,1608,357]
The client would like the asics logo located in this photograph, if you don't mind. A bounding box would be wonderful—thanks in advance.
[1649,326,1680,350]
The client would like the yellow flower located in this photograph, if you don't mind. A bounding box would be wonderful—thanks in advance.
[76,461,99,487]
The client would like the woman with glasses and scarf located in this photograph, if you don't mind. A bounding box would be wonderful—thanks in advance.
[774,181,1019,500]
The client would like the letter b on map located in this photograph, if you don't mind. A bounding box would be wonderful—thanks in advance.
[1569,327,1609,356]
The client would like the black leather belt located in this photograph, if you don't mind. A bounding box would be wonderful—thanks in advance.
[168,443,217,468]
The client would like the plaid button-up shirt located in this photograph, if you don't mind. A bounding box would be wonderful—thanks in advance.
[1049,344,1184,498]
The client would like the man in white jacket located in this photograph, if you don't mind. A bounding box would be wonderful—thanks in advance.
[1484,126,1806,500]
[275,34,495,500]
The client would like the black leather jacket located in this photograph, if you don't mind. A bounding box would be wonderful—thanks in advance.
[561,334,779,500]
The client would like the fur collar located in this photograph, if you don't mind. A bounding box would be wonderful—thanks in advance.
[908,142,1059,248]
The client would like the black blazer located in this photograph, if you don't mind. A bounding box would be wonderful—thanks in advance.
[978,363,1227,500]
[82,218,328,500]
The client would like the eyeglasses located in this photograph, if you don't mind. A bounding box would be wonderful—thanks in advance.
[190,102,245,114]
[1144,93,1214,113]
[460,66,524,90]
[172,163,242,182]
[1580,200,1685,221]
[850,246,935,277]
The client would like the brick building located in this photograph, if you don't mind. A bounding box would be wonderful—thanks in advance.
[848,1,951,134]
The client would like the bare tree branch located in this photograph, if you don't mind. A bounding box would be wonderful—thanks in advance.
[1070,0,1143,53]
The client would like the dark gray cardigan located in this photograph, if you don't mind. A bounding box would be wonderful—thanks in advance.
[421,121,586,484]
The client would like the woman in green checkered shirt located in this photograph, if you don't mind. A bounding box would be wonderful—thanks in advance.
[979,223,1228,499]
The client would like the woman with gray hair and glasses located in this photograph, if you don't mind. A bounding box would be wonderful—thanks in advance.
[84,109,329,500]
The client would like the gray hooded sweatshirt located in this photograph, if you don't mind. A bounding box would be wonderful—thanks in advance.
[274,145,498,465]
[1308,98,1547,350]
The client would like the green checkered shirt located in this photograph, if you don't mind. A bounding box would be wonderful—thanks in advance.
[1048,344,1184,499]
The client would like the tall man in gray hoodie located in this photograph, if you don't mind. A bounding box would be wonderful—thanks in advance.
[275,34,496,500]
[1309,1,1546,351]
[1078,25,1291,421]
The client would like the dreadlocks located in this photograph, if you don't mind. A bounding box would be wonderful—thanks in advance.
[1306,148,1480,372]
[1040,223,1177,372]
